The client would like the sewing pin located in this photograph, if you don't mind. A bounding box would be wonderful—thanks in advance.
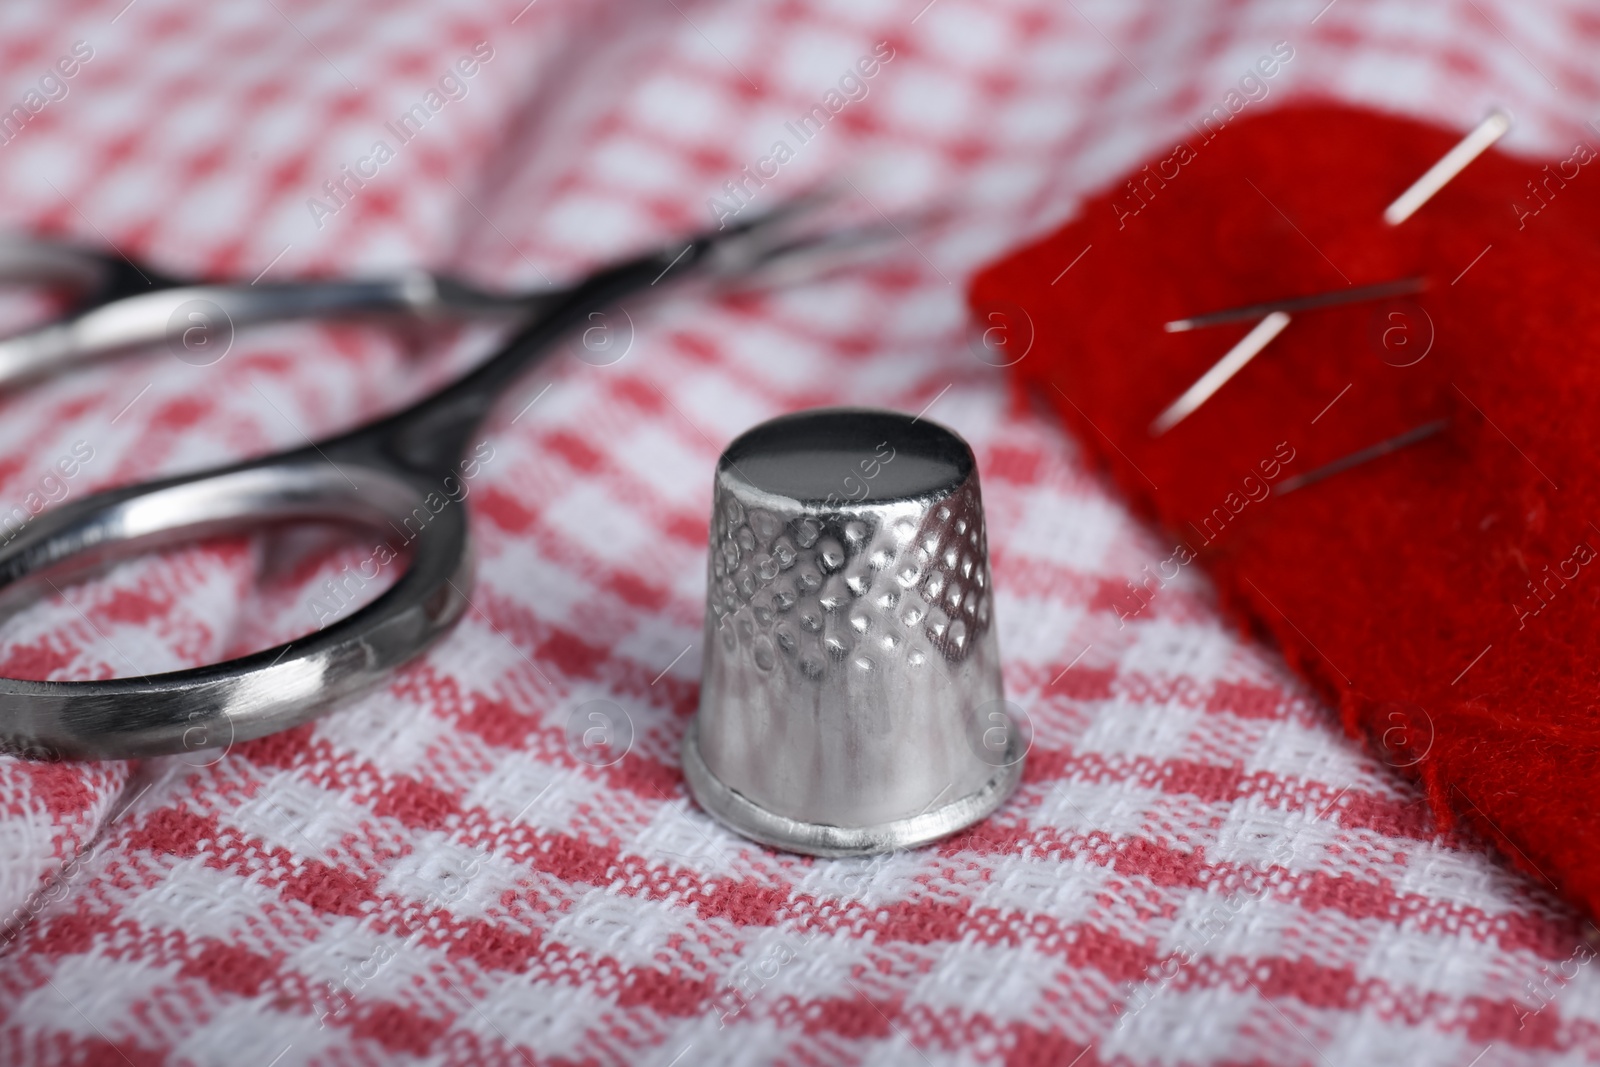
[1275,418,1449,495]
[1150,311,1290,435]
[1164,277,1425,332]
[1383,109,1511,225]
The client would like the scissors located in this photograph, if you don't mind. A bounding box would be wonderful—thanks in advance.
[0,197,877,760]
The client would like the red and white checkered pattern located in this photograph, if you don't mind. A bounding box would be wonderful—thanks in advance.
[1,0,1598,1063]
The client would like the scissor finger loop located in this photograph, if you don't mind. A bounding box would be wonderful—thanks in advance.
[0,443,473,760]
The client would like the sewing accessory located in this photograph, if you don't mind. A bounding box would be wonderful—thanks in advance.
[1150,310,1289,434]
[0,199,885,761]
[1381,109,1512,225]
[1274,418,1450,495]
[682,407,1018,856]
[1162,276,1424,332]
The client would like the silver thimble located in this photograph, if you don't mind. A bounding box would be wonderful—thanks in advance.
[683,407,1022,856]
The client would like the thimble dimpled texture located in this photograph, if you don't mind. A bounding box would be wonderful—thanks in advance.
[693,408,1006,834]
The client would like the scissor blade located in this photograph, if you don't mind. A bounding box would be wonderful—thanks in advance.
[0,235,116,290]
[698,188,945,292]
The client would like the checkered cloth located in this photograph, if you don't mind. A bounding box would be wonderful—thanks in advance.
[1,0,1598,1064]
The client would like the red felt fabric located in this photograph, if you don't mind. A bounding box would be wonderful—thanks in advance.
[970,102,1600,919]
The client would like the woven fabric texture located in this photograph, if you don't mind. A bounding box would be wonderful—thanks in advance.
[0,1,1598,1065]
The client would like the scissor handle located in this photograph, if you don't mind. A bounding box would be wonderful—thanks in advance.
[0,449,471,760]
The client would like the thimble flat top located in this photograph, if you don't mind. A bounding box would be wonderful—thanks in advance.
[685,407,1022,857]
[721,408,972,504]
